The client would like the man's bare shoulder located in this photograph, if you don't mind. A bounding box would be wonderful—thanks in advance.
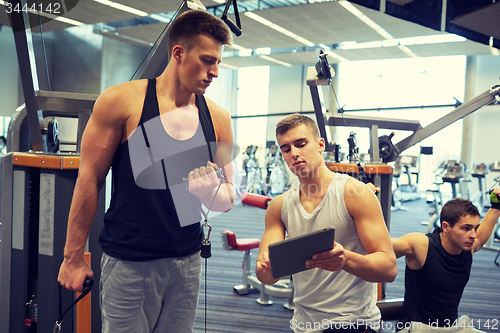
[344,176,370,194]
[265,193,287,227]
[204,97,232,142]
[204,97,230,120]
[98,80,148,106]
[401,232,428,241]
[400,233,429,252]
[267,193,287,216]
[397,233,429,268]
[93,80,148,128]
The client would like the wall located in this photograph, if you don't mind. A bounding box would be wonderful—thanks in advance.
[205,67,237,117]
[48,26,103,95]
[101,37,149,92]
[0,26,21,118]
[468,54,500,195]
[267,65,315,143]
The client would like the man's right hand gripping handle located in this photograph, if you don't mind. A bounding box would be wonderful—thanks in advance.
[58,256,94,293]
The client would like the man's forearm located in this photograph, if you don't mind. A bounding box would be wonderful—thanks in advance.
[476,208,500,250]
[201,183,235,212]
[342,250,397,283]
[63,183,100,259]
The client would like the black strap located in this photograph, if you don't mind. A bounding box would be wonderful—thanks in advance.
[196,94,216,162]
[138,78,159,125]
[54,279,94,331]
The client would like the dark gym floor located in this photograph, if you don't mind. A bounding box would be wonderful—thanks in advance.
[193,196,500,333]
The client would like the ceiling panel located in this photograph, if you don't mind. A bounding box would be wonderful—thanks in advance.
[335,45,410,61]
[407,40,496,58]
[450,1,500,40]
[354,3,444,38]
[116,0,223,15]
[257,2,382,45]
[114,22,168,44]
[1,0,498,69]
[0,0,141,32]
[65,0,140,23]
[223,13,307,49]
[115,0,188,15]
[220,55,278,67]
[270,50,319,66]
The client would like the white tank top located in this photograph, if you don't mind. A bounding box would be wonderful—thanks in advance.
[282,173,380,332]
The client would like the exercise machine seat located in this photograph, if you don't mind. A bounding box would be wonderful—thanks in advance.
[376,298,404,321]
[222,230,261,251]
[241,192,271,210]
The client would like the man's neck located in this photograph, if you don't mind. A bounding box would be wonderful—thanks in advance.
[297,165,334,198]
[439,233,463,255]
[156,65,196,110]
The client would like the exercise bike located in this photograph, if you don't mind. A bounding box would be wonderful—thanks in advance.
[467,163,489,215]
[242,145,263,194]
[265,147,289,197]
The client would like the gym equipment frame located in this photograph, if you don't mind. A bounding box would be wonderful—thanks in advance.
[1,0,240,331]
[308,53,500,317]
[1,3,104,332]
[308,58,500,227]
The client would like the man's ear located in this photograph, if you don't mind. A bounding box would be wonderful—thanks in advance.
[441,221,450,232]
[172,45,183,61]
[318,137,325,153]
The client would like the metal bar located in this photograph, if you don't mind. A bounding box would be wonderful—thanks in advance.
[233,111,315,119]
[327,114,422,132]
[369,124,380,163]
[8,0,45,152]
[35,90,97,113]
[396,85,500,153]
[0,154,14,333]
[309,86,332,151]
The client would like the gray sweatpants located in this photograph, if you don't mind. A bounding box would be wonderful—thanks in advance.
[100,252,202,333]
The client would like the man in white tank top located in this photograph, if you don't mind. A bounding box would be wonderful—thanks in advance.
[256,114,397,333]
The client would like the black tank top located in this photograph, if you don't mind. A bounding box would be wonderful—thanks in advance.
[99,78,217,261]
[397,228,472,328]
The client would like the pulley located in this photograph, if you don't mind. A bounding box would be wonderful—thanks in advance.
[45,118,60,153]
[378,132,400,163]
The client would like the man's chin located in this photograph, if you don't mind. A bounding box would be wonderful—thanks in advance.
[462,243,474,250]
[292,165,312,177]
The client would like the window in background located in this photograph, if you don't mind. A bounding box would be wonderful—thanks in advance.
[335,55,466,193]
[234,66,270,174]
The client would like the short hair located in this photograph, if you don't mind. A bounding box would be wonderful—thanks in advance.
[276,114,320,139]
[168,10,232,59]
[440,198,480,228]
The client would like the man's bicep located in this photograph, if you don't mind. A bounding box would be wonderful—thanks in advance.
[345,180,393,255]
[79,98,123,185]
[213,110,235,184]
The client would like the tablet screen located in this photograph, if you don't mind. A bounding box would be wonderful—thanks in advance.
[268,227,335,279]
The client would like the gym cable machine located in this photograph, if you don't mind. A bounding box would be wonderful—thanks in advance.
[0,0,242,332]
[308,50,500,229]
[307,50,500,313]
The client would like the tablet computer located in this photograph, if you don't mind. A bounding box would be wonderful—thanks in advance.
[268,227,335,279]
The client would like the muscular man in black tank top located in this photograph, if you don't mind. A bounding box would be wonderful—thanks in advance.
[393,192,500,332]
[58,10,235,333]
